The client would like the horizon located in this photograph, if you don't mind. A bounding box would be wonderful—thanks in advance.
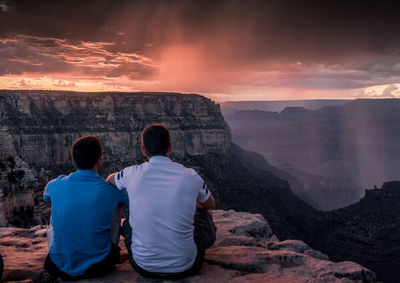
[1,0,400,101]
[2,89,400,103]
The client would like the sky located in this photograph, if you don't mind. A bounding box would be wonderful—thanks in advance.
[1,0,400,101]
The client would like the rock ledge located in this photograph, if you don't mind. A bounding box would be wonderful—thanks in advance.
[0,210,376,282]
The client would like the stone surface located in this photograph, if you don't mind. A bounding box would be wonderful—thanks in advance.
[0,210,376,283]
[0,157,46,227]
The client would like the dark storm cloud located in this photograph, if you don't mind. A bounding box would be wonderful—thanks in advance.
[3,0,400,61]
[1,0,400,94]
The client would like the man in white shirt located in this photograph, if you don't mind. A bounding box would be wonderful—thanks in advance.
[107,124,216,279]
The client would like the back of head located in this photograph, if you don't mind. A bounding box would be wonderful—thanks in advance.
[71,136,102,169]
[142,124,171,157]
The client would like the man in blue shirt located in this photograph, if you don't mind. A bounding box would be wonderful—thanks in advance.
[43,136,129,280]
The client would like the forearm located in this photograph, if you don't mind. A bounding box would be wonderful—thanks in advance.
[196,194,215,210]
[196,200,207,210]
[106,173,117,186]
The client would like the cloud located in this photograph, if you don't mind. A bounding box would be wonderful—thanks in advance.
[382,84,398,97]
[52,80,76,87]
[0,2,8,12]
[354,84,400,98]
[0,34,157,79]
[11,78,40,89]
[2,0,400,62]
[1,1,400,100]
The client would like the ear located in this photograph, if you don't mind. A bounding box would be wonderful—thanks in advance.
[98,155,103,167]
[141,143,147,157]
[166,142,172,156]
[93,155,103,172]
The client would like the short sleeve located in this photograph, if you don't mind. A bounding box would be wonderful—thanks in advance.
[43,183,51,202]
[43,178,59,202]
[194,172,211,203]
[114,166,135,190]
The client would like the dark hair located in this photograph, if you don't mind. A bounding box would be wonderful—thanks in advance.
[71,136,103,169]
[142,124,171,157]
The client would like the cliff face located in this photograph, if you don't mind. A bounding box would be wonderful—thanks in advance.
[0,90,230,170]
[0,210,376,283]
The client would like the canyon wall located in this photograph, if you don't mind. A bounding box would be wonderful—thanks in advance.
[0,90,230,171]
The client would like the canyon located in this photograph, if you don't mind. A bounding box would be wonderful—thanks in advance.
[1,90,399,282]
[223,99,400,211]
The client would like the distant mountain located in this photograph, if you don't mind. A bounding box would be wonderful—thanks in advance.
[313,181,400,283]
[224,99,400,211]
[278,163,361,210]
[221,99,350,114]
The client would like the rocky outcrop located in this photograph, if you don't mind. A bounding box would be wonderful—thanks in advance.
[0,210,376,283]
[312,181,400,283]
[0,157,49,227]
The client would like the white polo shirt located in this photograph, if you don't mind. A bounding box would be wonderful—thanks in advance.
[115,156,210,273]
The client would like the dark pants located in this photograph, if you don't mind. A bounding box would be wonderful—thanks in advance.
[44,244,120,281]
[122,209,217,280]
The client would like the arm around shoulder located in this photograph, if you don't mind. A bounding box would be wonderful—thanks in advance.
[106,172,117,186]
[106,172,129,206]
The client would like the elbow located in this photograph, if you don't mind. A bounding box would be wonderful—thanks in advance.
[209,195,216,210]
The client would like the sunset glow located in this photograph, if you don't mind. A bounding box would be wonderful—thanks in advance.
[1,0,400,101]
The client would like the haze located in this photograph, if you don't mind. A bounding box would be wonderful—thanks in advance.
[1,0,400,101]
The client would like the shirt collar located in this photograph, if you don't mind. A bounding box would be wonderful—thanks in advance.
[75,169,99,176]
[149,156,172,163]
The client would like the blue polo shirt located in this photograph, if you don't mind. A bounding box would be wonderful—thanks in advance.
[43,170,129,276]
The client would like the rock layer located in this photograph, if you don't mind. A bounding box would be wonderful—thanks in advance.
[0,210,376,283]
[0,90,230,169]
